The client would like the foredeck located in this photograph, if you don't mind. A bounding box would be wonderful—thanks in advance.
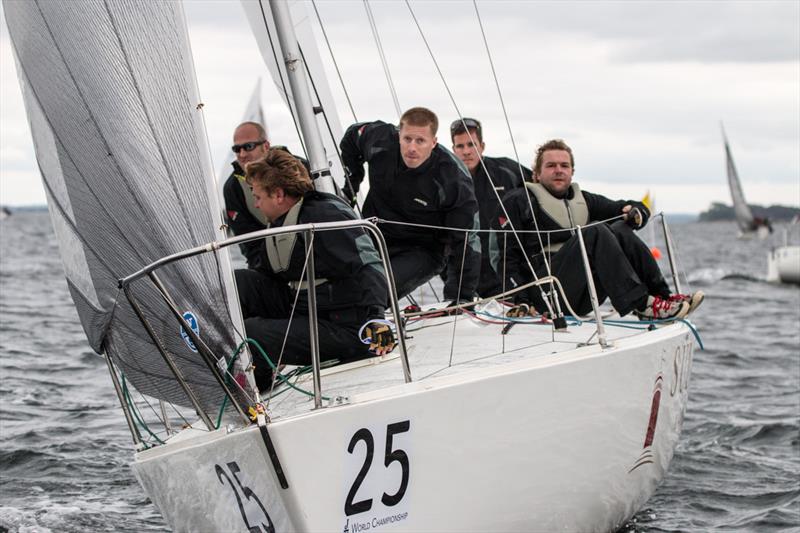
[257,306,670,422]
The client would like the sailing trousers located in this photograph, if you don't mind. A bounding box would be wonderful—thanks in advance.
[530,221,671,317]
[235,269,372,391]
[388,244,447,302]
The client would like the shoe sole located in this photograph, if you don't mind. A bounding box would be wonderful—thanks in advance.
[686,291,705,315]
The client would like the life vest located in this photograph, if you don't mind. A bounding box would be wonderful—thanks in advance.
[524,182,589,252]
[264,198,327,290]
[236,173,269,226]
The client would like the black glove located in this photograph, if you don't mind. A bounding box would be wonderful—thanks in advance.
[342,170,360,208]
[361,320,396,355]
[506,303,535,318]
[625,207,644,229]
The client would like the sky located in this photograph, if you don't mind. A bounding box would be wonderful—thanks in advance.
[1,0,798,214]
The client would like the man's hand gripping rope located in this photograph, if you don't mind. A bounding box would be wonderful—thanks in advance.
[359,319,397,356]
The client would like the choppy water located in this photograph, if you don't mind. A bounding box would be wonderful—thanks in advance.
[1,211,798,532]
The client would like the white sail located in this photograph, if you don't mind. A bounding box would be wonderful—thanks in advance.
[240,0,346,187]
[217,78,266,186]
[722,124,756,233]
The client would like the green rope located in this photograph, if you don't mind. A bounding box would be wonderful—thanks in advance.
[215,338,331,428]
[121,375,165,446]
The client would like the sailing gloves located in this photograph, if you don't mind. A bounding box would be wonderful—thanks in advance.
[625,206,645,229]
[360,320,396,355]
[506,303,536,318]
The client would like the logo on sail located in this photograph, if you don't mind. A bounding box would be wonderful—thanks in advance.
[180,311,200,352]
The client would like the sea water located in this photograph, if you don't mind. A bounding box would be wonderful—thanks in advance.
[1,211,798,532]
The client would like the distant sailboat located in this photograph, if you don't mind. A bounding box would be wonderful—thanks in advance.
[721,123,772,239]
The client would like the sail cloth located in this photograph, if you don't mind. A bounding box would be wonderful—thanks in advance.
[217,78,266,187]
[240,0,347,187]
[4,0,239,412]
[723,132,756,232]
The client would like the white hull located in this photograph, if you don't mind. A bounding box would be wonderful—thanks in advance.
[767,245,800,285]
[133,322,694,532]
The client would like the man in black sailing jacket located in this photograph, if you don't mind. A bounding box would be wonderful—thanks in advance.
[235,149,392,392]
[340,107,480,304]
[223,121,308,270]
[449,117,531,297]
[490,139,703,321]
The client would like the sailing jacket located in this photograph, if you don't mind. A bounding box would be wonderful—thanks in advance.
[340,120,481,299]
[259,190,387,319]
[469,156,531,294]
[223,148,310,270]
[489,182,649,294]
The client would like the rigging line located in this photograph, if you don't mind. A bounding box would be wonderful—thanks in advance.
[297,45,363,216]
[402,2,555,318]
[256,0,309,159]
[375,214,626,234]
[311,0,358,123]
[265,231,315,409]
[447,233,471,367]
[472,0,527,187]
[470,1,556,296]
[363,0,402,118]
[103,291,211,420]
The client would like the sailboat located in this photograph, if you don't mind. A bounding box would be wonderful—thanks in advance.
[721,123,772,239]
[4,1,700,531]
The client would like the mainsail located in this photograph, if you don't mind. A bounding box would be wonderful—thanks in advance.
[240,0,347,187]
[722,125,756,232]
[3,0,241,412]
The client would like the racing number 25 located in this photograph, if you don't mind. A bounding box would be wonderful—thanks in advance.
[345,420,410,516]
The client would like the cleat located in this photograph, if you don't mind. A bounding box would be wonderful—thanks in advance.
[635,295,689,321]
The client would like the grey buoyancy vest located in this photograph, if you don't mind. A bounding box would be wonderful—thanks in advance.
[236,174,269,226]
[264,198,328,290]
[524,182,589,252]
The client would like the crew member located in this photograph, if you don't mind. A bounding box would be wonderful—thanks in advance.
[223,121,308,269]
[449,117,531,297]
[235,149,392,391]
[491,139,703,321]
[340,107,480,304]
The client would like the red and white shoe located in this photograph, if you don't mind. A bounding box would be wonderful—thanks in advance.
[668,291,705,315]
[635,295,690,321]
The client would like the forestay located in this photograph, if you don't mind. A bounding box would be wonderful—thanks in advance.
[4,0,240,412]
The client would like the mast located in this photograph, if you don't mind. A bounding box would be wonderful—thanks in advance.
[268,0,337,194]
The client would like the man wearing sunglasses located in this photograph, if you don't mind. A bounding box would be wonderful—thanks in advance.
[340,107,480,305]
[450,117,531,297]
[223,121,307,270]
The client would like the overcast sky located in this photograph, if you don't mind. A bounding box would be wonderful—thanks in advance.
[1,0,798,214]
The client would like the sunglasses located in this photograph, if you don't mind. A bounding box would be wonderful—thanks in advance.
[450,118,482,135]
[231,140,266,153]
